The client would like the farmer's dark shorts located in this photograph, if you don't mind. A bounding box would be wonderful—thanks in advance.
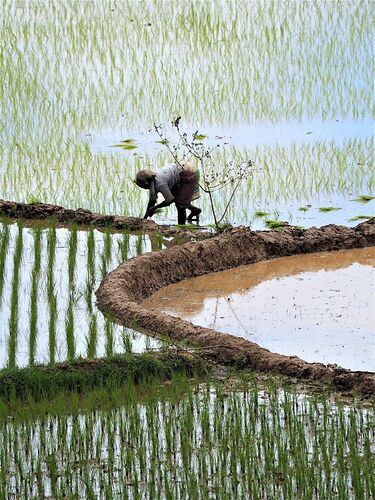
[173,169,196,206]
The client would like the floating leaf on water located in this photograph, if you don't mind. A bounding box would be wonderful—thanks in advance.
[121,138,136,143]
[318,207,342,212]
[110,143,138,150]
[154,139,169,145]
[352,195,375,203]
[348,215,373,222]
[298,206,310,212]
[193,134,207,141]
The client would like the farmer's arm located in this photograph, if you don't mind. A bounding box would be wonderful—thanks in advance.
[144,199,156,219]
[145,183,174,217]
[143,181,158,219]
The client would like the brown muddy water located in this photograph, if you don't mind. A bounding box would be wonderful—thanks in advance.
[144,248,375,372]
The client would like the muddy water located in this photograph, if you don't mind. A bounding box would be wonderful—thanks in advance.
[144,248,375,371]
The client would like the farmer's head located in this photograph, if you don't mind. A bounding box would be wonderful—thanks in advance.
[135,170,156,189]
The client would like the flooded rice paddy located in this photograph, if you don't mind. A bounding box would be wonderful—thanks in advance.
[0,220,168,369]
[1,1,373,227]
[145,248,375,371]
[1,380,373,499]
[1,1,374,495]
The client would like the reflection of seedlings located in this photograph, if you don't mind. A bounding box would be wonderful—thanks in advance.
[121,328,133,354]
[85,227,95,312]
[100,230,112,278]
[8,224,23,368]
[87,227,96,282]
[136,235,144,256]
[87,314,98,359]
[0,223,10,305]
[265,220,289,229]
[104,314,114,357]
[68,225,78,288]
[117,231,130,261]
[352,195,375,203]
[29,226,42,365]
[254,210,270,217]
[65,292,75,361]
[348,215,373,222]
[47,226,57,364]
[318,207,342,212]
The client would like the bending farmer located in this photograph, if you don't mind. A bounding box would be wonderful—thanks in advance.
[135,161,201,224]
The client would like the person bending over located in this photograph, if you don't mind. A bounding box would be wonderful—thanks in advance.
[135,161,201,224]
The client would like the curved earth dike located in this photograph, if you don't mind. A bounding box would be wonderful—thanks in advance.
[97,219,375,397]
[0,199,204,237]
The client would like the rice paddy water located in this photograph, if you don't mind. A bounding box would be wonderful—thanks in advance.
[144,247,375,371]
[0,220,163,369]
[0,378,373,499]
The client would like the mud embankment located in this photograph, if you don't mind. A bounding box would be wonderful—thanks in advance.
[97,220,375,397]
[0,199,205,237]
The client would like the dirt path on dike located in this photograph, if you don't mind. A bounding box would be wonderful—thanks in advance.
[96,219,375,397]
[0,199,206,238]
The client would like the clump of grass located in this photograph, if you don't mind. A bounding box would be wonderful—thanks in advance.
[175,223,202,230]
[26,195,41,205]
[254,210,270,217]
[206,223,232,231]
[265,219,289,229]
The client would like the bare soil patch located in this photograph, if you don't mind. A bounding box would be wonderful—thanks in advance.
[97,219,375,397]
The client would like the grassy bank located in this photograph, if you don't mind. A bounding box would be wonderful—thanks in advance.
[0,351,208,402]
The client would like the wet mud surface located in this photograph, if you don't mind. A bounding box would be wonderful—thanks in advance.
[0,199,206,238]
[97,219,375,397]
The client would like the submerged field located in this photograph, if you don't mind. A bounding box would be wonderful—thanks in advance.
[1,0,373,226]
[1,377,374,499]
[0,220,166,369]
[1,0,374,497]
